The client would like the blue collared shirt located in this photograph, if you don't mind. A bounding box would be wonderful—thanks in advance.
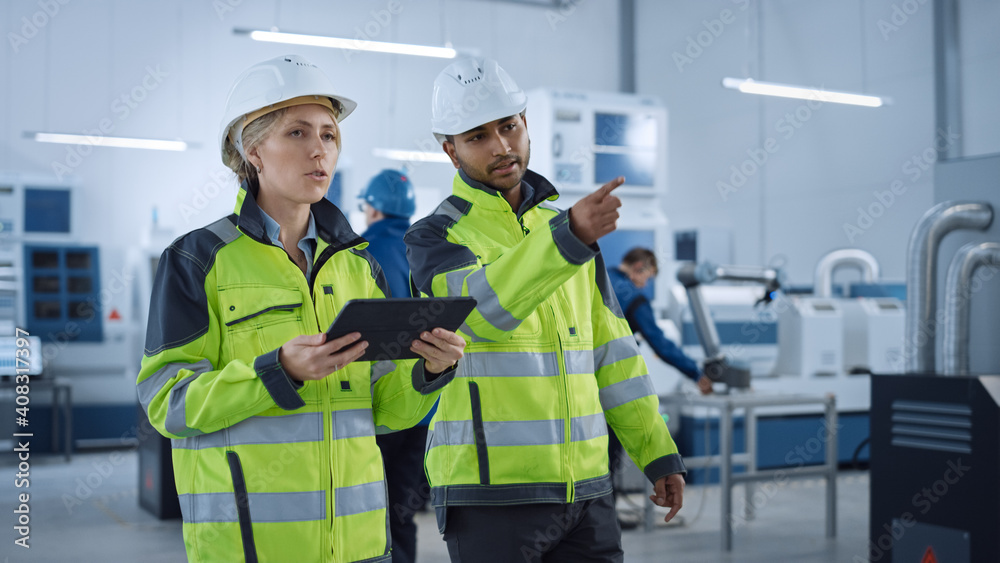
[260,209,318,279]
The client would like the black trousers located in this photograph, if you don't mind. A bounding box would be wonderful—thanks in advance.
[377,426,430,563]
[442,493,624,563]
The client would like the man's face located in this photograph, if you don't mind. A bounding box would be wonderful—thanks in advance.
[443,114,530,192]
[626,261,657,289]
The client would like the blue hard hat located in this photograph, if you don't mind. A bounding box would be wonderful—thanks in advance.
[359,169,416,217]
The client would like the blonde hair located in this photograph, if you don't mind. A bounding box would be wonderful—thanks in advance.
[223,104,342,185]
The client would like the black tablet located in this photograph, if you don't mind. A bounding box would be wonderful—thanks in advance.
[325,297,478,362]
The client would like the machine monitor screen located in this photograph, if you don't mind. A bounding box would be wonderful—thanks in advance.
[24,187,71,233]
[594,113,657,148]
[594,153,656,187]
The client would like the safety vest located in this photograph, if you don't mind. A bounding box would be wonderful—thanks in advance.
[137,183,450,562]
[405,170,685,518]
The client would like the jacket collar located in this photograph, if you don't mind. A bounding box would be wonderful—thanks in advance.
[454,168,560,214]
[234,180,366,250]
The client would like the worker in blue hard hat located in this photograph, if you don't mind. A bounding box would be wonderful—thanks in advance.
[359,169,417,301]
[359,168,427,563]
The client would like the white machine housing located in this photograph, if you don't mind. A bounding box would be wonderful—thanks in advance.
[526,88,672,309]
[773,297,844,378]
[840,297,905,374]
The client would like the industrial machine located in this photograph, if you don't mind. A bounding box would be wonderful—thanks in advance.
[0,172,142,453]
[870,200,999,562]
[676,261,783,390]
[526,88,673,311]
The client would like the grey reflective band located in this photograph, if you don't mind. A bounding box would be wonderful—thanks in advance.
[445,269,469,298]
[335,480,387,517]
[594,336,641,371]
[428,415,606,449]
[459,321,495,343]
[436,199,467,223]
[600,374,656,411]
[462,350,559,378]
[370,360,395,393]
[466,269,522,332]
[204,217,242,245]
[331,408,376,440]
[178,490,326,524]
[570,413,608,442]
[136,359,213,413]
[165,374,202,437]
[563,350,595,375]
[172,412,324,450]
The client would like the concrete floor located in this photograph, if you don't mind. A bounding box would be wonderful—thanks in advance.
[0,450,871,562]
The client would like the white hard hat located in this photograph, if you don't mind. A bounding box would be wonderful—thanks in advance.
[430,57,527,143]
[219,54,357,164]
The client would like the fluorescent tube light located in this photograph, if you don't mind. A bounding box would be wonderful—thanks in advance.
[31,132,189,151]
[372,148,452,163]
[240,29,457,59]
[721,77,889,108]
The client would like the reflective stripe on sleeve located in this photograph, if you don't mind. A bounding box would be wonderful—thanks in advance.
[593,336,641,371]
[172,412,323,450]
[599,374,656,411]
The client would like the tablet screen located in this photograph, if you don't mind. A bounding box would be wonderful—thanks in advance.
[325,297,477,362]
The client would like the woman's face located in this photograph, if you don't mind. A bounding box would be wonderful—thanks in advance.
[250,103,340,208]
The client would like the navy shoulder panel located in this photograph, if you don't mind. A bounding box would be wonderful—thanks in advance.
[144,216,241,356]
[594,251,626,319]
[349,247,390,298]
[404,196,477,296]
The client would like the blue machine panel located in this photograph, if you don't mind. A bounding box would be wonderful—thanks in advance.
[23,245,103,342]
[24,187,71,233]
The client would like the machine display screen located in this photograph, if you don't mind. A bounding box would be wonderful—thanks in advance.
[24,187,71,233]
[594,113,656,148]
[593,113,657,187]
[594,153,656,186]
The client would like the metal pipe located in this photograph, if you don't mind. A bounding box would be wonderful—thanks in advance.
[942,242,1000,375]
[905,201,992,373]
[813,249,880,298]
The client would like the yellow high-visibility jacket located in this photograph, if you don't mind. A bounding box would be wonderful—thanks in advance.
[405,169,685,529]
[137,183,453,562]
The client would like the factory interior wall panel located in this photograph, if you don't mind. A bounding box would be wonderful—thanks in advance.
[960,55,1000,158]
[764,185,934,284]
[933,155,1000,374]
[0,3,11,172]
[636,0,937,282]
[24,404,137,454]
[958,0,1000,158]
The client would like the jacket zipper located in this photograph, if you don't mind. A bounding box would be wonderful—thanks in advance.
[546,302,574,503]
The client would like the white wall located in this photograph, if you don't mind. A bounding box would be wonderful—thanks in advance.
[635,0,999,286]
[2,0,621,245]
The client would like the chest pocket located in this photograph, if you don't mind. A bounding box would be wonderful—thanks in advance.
[219,285,304,361]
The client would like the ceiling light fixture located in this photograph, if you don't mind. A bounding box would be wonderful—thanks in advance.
[237,29,458,59]
[721,77,890,108]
